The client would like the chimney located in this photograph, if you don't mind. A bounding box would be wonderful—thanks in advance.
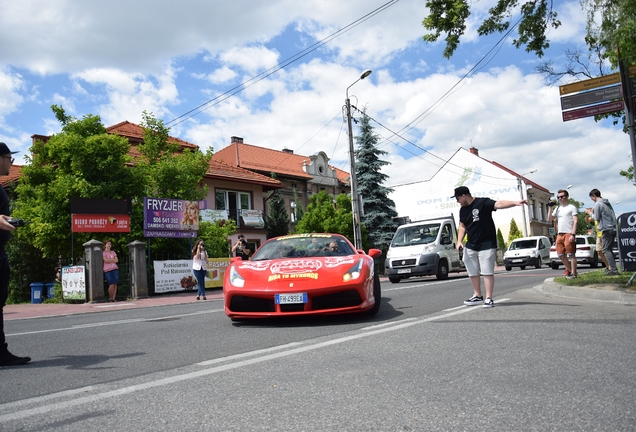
[282,148,293,154]
[469,147,479,156]
[231,136,243,143]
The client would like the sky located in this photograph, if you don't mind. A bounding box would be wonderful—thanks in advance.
[0,0,633,216]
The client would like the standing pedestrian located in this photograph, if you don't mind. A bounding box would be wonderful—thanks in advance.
[103,240,119,302]
[0,142,30,366]
[231,234,252,260]
[452,186,527,308]
[192,239,208,300]
[584,208,609,268]
[588,189,619,276]
[548,189,578,278]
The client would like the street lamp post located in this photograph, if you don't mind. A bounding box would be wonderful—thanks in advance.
[345,69,372,250]
[517,169,536,237]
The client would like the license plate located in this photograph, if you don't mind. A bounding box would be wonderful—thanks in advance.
[397,268,411,274]
[512,259,523,263]
[275,293,307,304]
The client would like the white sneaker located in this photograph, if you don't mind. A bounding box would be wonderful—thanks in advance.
[483,298,494,308]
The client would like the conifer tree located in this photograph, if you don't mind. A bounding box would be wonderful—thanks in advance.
[266,189,289,238]
[355,112,398,250]
[508,218,522,244]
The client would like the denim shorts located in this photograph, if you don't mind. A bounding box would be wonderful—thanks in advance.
[105,269,119,285]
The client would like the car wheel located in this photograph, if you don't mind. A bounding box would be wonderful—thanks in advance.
[590,253,598,268]
[436,259,449,280]
[534,257,542,269]
[551,262,560,270]
[388,276,400,284]
[520,266,526,270]
[367,272,381,316]
[505,265,512,271]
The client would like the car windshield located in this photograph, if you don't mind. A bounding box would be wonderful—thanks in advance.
[391,223,440,247]
[509,240,537,250]
[251,235,355,260]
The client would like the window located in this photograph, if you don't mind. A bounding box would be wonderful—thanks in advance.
[216,190,251,222]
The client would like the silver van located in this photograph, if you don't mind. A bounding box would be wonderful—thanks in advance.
[503,236,551,271]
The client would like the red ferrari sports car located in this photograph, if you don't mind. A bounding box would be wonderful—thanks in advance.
[223,233,382,319]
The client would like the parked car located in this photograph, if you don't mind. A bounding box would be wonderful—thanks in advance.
[503,236,551,271]
[549,235,599,269]
[223,233,382,320]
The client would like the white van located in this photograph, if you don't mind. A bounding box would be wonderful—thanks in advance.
[503,236,551,271]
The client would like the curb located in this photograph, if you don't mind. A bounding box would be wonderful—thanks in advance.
[539,278,636,305]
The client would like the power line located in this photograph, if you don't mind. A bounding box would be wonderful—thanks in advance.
[165,0,400,127]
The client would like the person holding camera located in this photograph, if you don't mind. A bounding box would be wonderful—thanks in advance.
[0,143,31,366]
[232,234,252,260]
[548,189,578,278]
[192,239,208,300]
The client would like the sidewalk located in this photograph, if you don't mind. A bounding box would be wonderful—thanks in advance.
[4,290,225,321]
[5,275,636,321]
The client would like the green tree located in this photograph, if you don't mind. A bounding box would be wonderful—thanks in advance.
[196,219,237,258]
[292,186,304,225]
[14,107,137,258]
[508,218,522,243]
[12,107,213,264]
[497,228,506,250]
[266,189,289,238]
[355,112,399,250]
[295,191,367,246]
[422,0,636,66]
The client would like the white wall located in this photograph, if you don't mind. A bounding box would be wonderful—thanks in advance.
[389,148,527,241]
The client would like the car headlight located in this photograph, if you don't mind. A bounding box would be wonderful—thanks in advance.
[423,244,436,253]
[229,265,244,287]
[343,258,364,282]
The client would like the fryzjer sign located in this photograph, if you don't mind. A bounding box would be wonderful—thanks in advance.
[143,197,205,238]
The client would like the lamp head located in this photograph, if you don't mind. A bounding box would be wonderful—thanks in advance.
[360,69,372,80]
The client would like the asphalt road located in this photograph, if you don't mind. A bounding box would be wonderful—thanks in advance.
[1,267,634,431]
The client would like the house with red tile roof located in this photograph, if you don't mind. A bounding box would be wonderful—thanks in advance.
[212,136,351,228]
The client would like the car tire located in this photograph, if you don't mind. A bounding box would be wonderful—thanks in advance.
[590,253,598,268]
[436,259,449,280]
[520,266,526,270]
[535,257,542,269]
[505,265,512,271]
[388,276,400,284]
[367,272,381,316]
[551,262,560,270]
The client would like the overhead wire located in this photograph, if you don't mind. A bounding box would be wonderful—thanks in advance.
[165,0,400,128]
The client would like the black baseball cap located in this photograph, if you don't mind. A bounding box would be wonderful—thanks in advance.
[0,142,18,156]
[451,186,470,198]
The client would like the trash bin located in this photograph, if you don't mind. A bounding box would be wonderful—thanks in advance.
[30,282,44,304]
[45,282,56,299]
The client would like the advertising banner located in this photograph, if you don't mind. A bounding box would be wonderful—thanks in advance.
[144,197,206,238]
[200,209,228,224]
[617,211,636,272]
[241,209,265,228]
[153,258,230,293]
[72,214,131,232]
[61,266,86,300]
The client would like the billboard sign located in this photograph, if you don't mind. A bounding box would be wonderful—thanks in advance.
[617,211,636,272]
[153,258,230,293]
[144,197,206,238]
[72,214,131,232]
[61,265,86,300]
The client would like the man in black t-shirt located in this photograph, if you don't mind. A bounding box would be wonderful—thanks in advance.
[0,142,31,367]
[452,186,527,309]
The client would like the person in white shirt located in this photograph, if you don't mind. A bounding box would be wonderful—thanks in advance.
[548,189,578,278]
[192,240,208,300]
